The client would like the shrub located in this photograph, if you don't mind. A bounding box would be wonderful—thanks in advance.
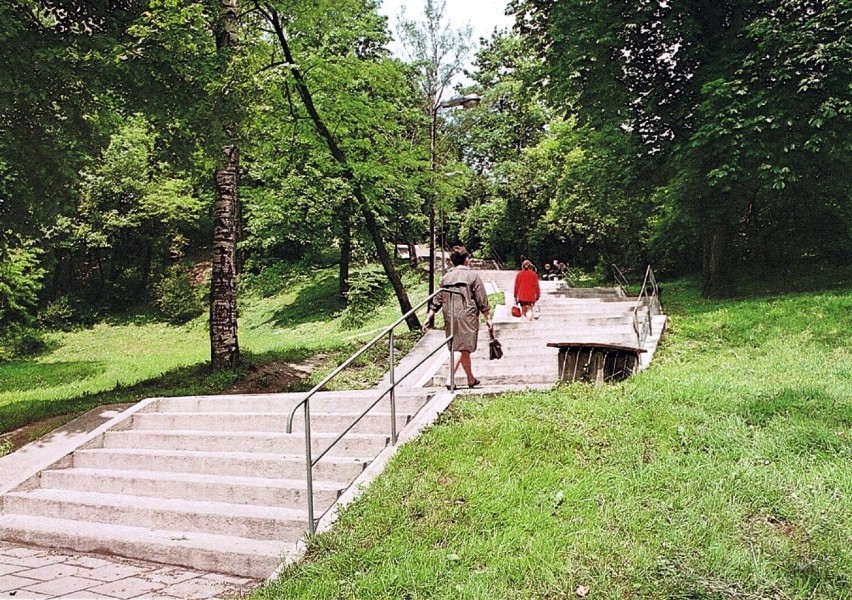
[38,296,78,330]
[152,265,205,324]
[0,243,45,329]
[0,324,47,361]
[340,267,391,329]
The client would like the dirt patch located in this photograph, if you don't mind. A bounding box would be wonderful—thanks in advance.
[223,355,329,395]
[224,362,309,394]
[189,261,212,287]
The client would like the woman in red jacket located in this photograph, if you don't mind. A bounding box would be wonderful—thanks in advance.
[513,260,541,321]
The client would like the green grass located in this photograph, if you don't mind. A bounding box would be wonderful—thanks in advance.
[254,277,852,599]
[0,265,429,435]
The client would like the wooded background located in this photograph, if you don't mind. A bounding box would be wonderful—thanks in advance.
[1,0,849,359]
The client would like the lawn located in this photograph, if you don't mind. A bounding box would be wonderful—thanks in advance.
[255,277,852,599]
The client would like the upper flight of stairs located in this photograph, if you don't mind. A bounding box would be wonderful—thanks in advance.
[429,270,654,387]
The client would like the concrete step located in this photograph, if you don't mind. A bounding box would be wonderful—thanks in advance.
[101,430,390,456]
[130,411,411,436]
[430,372,559,387]
[489,324,637,337]
[38,467,344,510]
[151,391,429,414]
[0,513,285,579]
[495,315,634,327]
[72,448,370,481]
[3,488,309,540]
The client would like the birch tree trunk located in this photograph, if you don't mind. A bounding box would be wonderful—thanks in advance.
[210,0,240,368]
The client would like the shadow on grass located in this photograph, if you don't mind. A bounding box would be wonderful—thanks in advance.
[267,271,345,328]
[0,361,106,394]
[0,361,237,437]
[738,386,852,430]
[0,344,363,441]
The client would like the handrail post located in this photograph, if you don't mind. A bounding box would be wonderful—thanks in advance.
[389,329,397,445]
[285,287,464,533]
[302,401,315,534]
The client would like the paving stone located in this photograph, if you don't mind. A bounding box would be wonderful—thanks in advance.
[0,555,66,569]
[62,555,119,570]
[87,576,166,599]
[139,567,204,586]
[18,575,96,597]
[83,563,151,583]
[16,563,89,582]
[201,573,256,587]
[55,593,116,600]
[2,588,52,599]
[0,573,41,593]
[159,577,232,600]
[0,547,42,559]
[0,563,24,576]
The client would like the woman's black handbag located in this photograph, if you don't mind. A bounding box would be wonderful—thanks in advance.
[488,328,503,360]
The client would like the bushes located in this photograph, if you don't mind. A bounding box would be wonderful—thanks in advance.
[151,264,206,324]
[0,243,45,329]
[340,267,392,329]
[0,243,47,360]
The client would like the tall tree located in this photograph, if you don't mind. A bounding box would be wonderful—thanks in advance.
[251,0,422,330]
[210,0,241,368]
[509,0,852,295]
[396,0,473,294]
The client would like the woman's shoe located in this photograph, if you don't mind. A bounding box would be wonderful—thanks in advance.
[468,378,481,389]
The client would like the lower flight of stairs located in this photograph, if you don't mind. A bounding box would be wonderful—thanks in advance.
[0,390,431,579]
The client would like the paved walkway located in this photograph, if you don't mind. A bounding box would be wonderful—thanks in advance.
[0,408,260,599]
[0,541,257,599]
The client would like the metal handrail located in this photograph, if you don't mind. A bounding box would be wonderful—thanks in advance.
[611,264,629,296]
[490,249,506,270]
[632,265,662,349]
[286,288,462,533]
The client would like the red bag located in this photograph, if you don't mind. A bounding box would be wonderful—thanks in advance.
[511,304,522,318]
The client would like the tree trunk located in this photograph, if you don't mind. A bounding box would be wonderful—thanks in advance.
[702,228,735,298]
[338,196,351,300]
[407,241,418,269]
[210,145,240,368]
[261,5,420,330]
[210,0,240,369]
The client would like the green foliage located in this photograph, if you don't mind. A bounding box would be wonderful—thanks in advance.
[37,297,78,331]
[0,438,12,458]
[50,114,205,304]
[509,0,852,295]
[0,241,45,329]
[151,264,206,324]
[340,267,392,329]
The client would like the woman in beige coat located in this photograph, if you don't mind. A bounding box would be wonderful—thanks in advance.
[423,246,493,389]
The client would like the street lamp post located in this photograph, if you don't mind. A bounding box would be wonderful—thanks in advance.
[428,94,481,297]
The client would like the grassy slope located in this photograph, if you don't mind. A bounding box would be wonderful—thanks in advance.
[256,278,852,599]
[0,266,426,436]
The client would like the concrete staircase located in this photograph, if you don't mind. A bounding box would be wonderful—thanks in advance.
[0,389,432,579]
[430,270,651,387]
[0,268,666,583]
